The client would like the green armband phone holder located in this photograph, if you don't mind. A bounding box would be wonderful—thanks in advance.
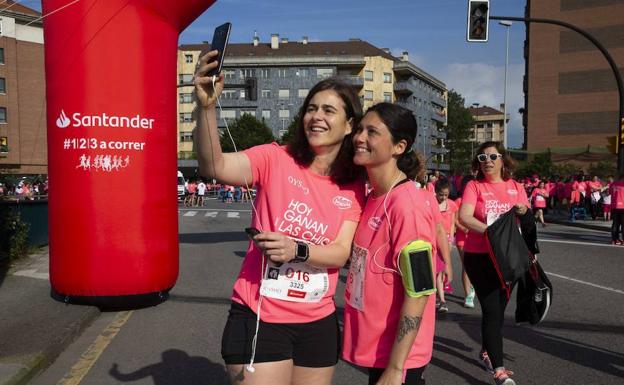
[399,240,436,298]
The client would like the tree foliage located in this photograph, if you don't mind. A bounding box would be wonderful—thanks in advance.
[278,112,300,145]
[445,90,474,173]
[220,114,275,151]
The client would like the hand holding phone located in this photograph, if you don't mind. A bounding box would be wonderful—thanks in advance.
[245,227,260,240]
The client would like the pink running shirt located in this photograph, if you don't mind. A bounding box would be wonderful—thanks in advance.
[439,199,458,239]
[343,182,436,369]
[462,179,530,253]
[531,188,548,209]
[610,181,624,209]
[232,143,365,323]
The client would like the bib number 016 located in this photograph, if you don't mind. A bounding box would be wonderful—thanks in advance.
[285,268,310,282]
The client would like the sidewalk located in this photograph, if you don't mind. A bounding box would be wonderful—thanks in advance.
[0,248,100,385]
[0,213,613,385]
[545,210,612,233]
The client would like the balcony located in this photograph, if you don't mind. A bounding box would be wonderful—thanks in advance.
[430,130,447,140]
[432,111,446,123]
[394,80,416,95]
[395,100,417,112]
[431,94,447,108]
[0,145,8,157]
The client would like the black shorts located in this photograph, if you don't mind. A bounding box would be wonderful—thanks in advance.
[221,302,340,367]
[368,366,426,385]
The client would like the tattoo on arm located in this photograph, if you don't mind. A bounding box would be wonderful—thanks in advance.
[396,315,422,343]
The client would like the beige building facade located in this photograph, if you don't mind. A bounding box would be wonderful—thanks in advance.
[469,105,507,144]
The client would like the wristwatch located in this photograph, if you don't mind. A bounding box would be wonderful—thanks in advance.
[293,241,310,263]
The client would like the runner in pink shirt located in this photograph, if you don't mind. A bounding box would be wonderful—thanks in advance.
[531,181,549,227]
[434,178,457,313]
[459,141,529,385]
[455,175,477,309]
[195,55,366,385]
[609,173,624,245]
[343,103,437,385]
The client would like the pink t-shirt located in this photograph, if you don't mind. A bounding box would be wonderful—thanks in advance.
[610,181,624,209]
[454,197,468,245]
[343,182,436,369]
[462,179,530,253]
[531,188,548,208]
[232,143,365,323]
[439,199,458,239]
[574,181,587,194]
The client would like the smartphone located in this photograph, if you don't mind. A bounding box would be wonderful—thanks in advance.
[206,22,231,77]
[245,227,260,239]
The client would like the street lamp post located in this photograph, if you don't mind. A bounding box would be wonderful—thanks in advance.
[472,102,480,159]
[499,20,512,149]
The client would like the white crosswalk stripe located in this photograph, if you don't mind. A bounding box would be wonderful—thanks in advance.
[183,211,198,217]
[227,212,240,218]
[205,211,218,217]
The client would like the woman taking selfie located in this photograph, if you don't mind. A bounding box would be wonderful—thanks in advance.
[458,141,529,385]
[194,50,365,385]
[343,103,437,385]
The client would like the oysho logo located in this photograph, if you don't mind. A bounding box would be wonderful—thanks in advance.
[332,196,352,209]
[56,110,71,128]
[56,110,155,129]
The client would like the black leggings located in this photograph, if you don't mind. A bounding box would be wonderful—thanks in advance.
[368,366,426,385]
[612,209,624,242]
[463,252,510,369]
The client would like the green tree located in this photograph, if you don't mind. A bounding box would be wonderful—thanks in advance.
[278,112,300,145]
[445,90,474,173]
[220,114,275,151]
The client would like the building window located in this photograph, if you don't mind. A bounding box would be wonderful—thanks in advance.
[297,68,309,77]
[278,89,290,99]
[223,70,236,79]
[261,89,271,98]
[262,110,271,119]
[0,107,5,123]
[184,54,193,63]
[317,68,333,78]
[383,92,392,102]
[0,48,4,64]
[0,78,5,94]
[222,90,238,99]
[220,109,236,119]
[258,69,270,78]
[179,112,193,122]
[298,89,309,98]
[364,90,373,100]
[179,132,193,142]
[178,74,193,85]
[240,89,246,99]
[277,69,287,78]
[364,70,373,81]
[241,69,255,78]
[241,109,256,117]
[279,109,290,119]
[383,72,392,83]
[179,93,192,103]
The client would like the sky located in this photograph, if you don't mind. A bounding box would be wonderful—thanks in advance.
[24,0,528,148]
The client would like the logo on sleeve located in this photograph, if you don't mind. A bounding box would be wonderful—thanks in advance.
[368,216,382,230]
[507,189,518,195]
[332,196,352,209]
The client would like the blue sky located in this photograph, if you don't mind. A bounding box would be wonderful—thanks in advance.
[26,0,527,147]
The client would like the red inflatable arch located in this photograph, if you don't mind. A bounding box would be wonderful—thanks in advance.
[43,0,216,305]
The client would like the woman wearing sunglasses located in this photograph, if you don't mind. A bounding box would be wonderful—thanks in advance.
[458,141,529,385]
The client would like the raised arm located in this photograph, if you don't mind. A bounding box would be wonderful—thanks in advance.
[194,50,253,186]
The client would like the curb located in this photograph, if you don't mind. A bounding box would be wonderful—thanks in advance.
[547,218,611,233]
[1,306,100,385]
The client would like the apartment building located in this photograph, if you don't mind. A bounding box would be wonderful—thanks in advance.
[523,0,623,165]
[177,34,448,169]
[0,2,45,174]
[468,105,507,144]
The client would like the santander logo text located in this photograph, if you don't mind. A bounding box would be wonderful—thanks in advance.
[56,110,154,129]
[332,196,352,210]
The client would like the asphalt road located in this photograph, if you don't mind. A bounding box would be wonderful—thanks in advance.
[31,200,624,385]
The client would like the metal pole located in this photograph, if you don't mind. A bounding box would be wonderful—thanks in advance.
[502,23,510,149]
[491,15,624,173]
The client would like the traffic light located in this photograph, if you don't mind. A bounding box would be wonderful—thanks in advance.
[467,0,489,42]
[607,135,618,154]
[244,77,257,101]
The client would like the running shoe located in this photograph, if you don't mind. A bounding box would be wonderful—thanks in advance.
[438,302,448,313]
[479,350,495,373]
[493,369,516,385]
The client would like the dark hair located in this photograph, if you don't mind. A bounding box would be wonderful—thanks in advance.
[434,177,450,193]
[364,102,422,180]
[459,174,476,196]
[286,77,363,184]
[471,141,516,181]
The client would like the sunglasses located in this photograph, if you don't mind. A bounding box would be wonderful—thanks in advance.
[477,153,502,162]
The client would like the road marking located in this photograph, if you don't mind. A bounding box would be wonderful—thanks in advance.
[183,211,197,217]
[227,212,240,218]
[538,238,613,248]
[56,311,133,385]
[179,208,251,212]
[205,211,218,217]
[12,269,49,280]
[546,272,624,295]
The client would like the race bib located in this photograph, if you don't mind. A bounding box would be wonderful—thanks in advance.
[486,212,501,226]
[536,195,545,202]
[345,244,367,311]
[260,262,329,303]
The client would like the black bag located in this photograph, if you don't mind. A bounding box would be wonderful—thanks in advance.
[515,256,553,325]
